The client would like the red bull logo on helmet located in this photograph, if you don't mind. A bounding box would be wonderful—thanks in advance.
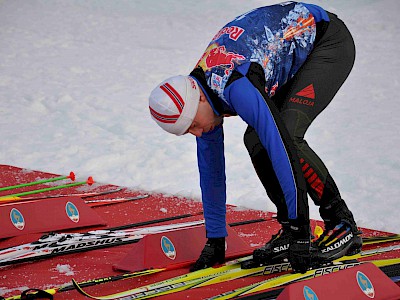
[205,45,245,76]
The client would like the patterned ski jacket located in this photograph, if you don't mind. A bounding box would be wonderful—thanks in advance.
[189,2,329,238]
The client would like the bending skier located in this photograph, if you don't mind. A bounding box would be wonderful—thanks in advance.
[149,2,361,273]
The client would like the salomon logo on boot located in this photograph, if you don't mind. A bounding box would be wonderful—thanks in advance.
[314,221,362,262]
[273,243,290,253]
[321,231,353,253]
[252,228,291,265]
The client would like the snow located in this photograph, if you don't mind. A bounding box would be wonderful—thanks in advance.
[0,0,399,234]
[55,264,75,276]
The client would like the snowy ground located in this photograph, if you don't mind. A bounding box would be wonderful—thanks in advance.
[0,0,399,234]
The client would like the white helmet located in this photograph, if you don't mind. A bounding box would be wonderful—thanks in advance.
[149,75,200,135]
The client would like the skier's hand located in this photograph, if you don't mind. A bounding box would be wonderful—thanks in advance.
[189,237,225,272]
[288,223,311,273]
[289,238,311,273]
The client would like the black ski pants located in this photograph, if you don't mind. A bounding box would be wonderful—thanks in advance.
[244,12,356,224]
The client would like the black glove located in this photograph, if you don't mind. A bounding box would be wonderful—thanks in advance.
[288,224,311,273]
[289,238,311,273]
[190,237,225,272]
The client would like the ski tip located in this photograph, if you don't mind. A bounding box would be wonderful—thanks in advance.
[69,172,76,181]
[87,177,95,185]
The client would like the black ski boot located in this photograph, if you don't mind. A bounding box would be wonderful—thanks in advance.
[242,225,291,269]
[314,220,362,262]
[314,198,362,263]
[190,237,225,272]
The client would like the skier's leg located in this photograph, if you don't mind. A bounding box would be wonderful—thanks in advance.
[243,125,288,225]
[272,12,361,260]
